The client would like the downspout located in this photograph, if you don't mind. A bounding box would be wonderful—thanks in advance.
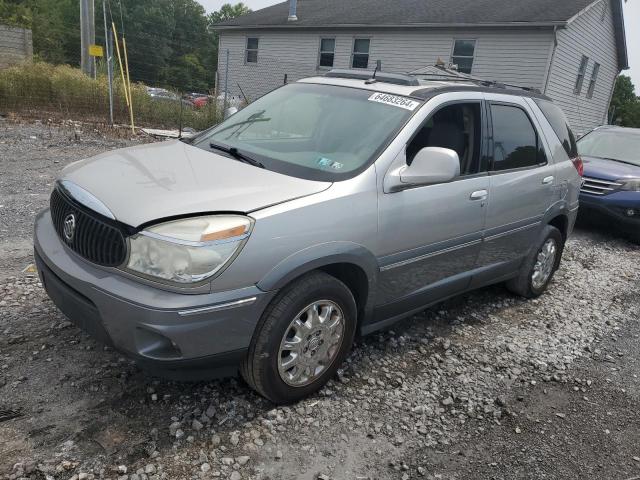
[543,25,558,95]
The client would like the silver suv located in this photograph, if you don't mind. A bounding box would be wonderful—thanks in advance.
[34,69,582,404]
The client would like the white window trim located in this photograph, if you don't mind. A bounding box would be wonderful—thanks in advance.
[450,38,477,75]
[317,37,336,70]
[245,36,259,65]
[351,37,371,69]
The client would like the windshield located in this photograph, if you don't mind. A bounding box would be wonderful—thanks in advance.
[578,130,640,166]
[193,83,421,181]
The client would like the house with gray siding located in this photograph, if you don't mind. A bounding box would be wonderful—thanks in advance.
[215,0,628,134]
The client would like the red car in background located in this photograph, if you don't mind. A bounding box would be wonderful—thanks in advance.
[184,93,210,108]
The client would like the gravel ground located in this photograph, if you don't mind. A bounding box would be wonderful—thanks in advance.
[1,120,639,480]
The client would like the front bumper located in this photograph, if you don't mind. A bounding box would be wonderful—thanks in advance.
[579,191,640,233]
[34,209,276,378]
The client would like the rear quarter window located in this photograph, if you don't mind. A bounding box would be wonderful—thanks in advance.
[533,99,578,158]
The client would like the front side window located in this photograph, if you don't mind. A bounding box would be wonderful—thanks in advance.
[319,38,335,68]
[587,62,600,99]
[352,38,370,69]
[193,84,421,181]
[407,102,483,176]
[245,37,259,63]
[451,39,476,74]
[491,104,545,171]
[574,55,589,94]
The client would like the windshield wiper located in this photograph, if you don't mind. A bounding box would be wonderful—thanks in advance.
[209,142,265,169]
[213,110,271,138]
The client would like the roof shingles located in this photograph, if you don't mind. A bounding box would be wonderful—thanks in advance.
[216,0,595,28]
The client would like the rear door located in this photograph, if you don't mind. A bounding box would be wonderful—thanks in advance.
[476,95,557,275]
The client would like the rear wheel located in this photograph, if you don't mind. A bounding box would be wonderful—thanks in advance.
[506,225,564,298]
[241,271,357,404]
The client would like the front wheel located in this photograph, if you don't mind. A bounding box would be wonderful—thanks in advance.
[506,225,564,298]
[241,271,357,404]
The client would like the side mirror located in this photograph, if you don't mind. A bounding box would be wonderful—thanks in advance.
[399,147,460,186]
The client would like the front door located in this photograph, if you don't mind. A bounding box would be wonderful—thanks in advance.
[376,99,489,316]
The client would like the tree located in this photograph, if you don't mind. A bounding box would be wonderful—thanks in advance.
[0,0,251,93]
[609,75,640,128]
[208,3,251,25]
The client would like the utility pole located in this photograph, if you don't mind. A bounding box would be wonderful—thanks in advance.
[80,0,96,77]
[103,0,114,124]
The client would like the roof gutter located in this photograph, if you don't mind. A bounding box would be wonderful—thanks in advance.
[213,21,568,31]
[610,0,629,70]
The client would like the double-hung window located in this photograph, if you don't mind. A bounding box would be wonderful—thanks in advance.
[587,62,600,99]
[451,39,476,74]
[574,55,589,94]
[245,37,259,64]
[351,38,370,69]
[318,38,335,68]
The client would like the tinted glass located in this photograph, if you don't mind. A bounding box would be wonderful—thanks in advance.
[194,83,420,181]
[353,39,370,53]
[491,105,541,171]
[319,52,334,67]
[246,50,258,63]
[320,38,335,52]
[578,130,640,166]
[534,99,578,158]
[574,55,589,94]
[452,56,473,74]
[453,39,476,57]
[246,37,259,50]
[352,53,369,69]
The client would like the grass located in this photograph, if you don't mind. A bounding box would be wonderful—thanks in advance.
[0,62,222,131]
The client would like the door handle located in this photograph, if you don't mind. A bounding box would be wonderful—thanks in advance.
[542,176,555,185]
[470,190,488,201]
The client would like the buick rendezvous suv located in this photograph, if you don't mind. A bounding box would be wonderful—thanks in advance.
[34,69,582,404]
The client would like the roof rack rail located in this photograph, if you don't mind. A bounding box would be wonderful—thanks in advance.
[325,69,420,87]
[410,64,541,94]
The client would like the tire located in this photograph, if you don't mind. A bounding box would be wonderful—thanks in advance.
[241,271,357,404]
[506,225,564,299]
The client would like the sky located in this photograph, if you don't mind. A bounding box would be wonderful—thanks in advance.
[198,0,639,90]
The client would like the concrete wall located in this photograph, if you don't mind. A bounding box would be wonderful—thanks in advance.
[0,25,33,69]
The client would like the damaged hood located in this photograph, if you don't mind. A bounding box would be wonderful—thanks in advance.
[59,140,331,227]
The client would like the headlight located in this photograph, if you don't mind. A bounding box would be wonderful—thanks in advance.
[620,178,640,192]
[126,215,253,285]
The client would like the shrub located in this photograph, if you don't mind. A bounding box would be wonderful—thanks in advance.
[0,62,221,130]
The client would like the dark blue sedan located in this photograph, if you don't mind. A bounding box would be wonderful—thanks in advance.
[578,126,640,243]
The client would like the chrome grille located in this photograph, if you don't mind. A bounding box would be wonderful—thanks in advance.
[50,188,127,267]
[580,176,622,196]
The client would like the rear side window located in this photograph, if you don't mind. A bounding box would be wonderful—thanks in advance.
[533,99,578,159]
[490,104,546,171]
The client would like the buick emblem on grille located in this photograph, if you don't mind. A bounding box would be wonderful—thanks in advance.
[63,213,76,242]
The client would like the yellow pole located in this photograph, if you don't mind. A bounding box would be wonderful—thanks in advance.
[111,22,129,108]
[122,36,135,133]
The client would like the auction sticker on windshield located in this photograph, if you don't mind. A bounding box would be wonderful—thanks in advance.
[368,92,420,111]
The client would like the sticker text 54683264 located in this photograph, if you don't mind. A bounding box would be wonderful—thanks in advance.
[368,92,420,111]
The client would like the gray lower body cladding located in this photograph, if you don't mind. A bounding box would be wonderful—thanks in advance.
[34,209,276,378]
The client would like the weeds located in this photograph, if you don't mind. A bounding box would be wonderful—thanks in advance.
[0,62,222,130]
